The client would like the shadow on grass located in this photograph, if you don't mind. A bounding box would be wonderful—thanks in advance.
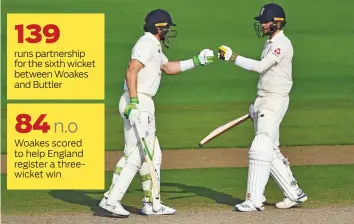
[162,182,277,207]
[49,183,243,216]
[161,182,243,206]
[48,190,141,218]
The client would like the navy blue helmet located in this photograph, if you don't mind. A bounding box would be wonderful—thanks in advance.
[254,3,287,38]
[145,9,177,28]
[144,9,177,48]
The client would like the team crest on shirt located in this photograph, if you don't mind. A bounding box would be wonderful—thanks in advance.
[273,48,281,55]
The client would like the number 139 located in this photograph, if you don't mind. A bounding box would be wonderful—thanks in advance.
[15,24,60,44]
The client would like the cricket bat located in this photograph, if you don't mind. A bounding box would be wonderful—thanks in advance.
[198,113,251,147]
[134,122,161,212]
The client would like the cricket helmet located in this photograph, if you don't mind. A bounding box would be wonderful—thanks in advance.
[254,3,287,38]
[144,9,177,48]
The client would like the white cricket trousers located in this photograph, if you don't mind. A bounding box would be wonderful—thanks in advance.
[118,91,158,155]
[105,91,162,205]
[245,95,290,207]
[253,95,289,145]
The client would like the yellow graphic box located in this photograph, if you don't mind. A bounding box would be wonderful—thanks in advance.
[7,103,105,190]
[7,14,105,100]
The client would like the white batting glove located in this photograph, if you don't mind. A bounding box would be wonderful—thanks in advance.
[193,49,214,66]
[124,97,140,126]
[218,45,238,62]
[128,109,139,126]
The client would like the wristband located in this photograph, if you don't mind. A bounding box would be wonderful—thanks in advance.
[192,56,201,66]
[130,97,139,104]
[180,58,196,72]
[230,53,239,62]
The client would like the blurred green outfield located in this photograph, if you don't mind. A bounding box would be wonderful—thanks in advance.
[1,0,354,153]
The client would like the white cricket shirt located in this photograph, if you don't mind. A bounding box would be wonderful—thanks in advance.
[124,32,168,97]
[257,30,293,96]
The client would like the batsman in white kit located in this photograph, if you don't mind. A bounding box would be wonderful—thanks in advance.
[99,9,214,216]
[218,3,307,212]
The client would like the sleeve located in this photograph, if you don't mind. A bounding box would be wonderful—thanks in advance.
[235,42,288,73]
[269,42,286,63]
[235,54,277,73]
[161,53,169,65]
[131,41,153,66]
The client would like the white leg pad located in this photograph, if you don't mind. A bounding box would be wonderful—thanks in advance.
[139,136,162,205]
[104,156,127,198]
[139,162,152,202]
[152,137,162,180]
[246,134,273,207]
[270,148,300,201]
[106,145,144,205]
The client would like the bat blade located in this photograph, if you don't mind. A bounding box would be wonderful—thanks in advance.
[199,114,250,147]
[134,123,161,211]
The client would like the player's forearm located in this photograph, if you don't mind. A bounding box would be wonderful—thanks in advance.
[126,71,138,98]
[234,55,276,73]
[162,58,199,75]
[162,61,183,75]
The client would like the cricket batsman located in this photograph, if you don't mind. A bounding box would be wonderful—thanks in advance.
[217,3,307,211]
[99,9,214,216]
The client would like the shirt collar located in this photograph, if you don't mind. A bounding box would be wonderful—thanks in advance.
[144,32,161,46]
[267,30,284,43]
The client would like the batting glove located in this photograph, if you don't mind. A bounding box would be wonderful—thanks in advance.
[193,49,214,66]
[124,97,139,125]
[218,45,238,62]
